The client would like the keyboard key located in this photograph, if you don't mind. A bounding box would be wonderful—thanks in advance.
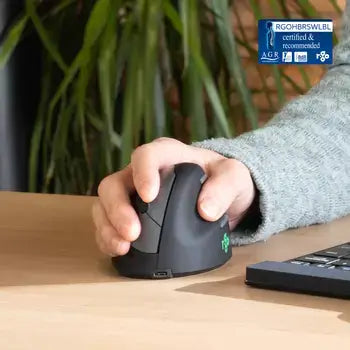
[296,255,337,264]
[290,261,306,265]
[315,248,349,258]
[332,259,350,267]
[314,264,328,268]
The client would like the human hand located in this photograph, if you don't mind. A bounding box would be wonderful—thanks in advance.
[92,137,256,256]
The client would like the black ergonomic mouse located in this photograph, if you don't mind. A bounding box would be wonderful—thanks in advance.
[112,163,232,279]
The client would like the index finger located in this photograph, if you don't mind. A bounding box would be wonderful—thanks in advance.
[130,138,201,203]
[97,166,141,241]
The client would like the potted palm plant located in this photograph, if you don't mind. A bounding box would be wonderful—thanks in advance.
[0,0,338,194]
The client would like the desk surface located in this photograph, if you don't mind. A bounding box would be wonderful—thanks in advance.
[0,192,350,349]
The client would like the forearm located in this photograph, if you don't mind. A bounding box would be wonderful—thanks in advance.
[193,5,350,245]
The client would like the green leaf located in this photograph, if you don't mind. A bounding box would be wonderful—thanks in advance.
[268,0,283,17]
[132,37,144,147]
[179,0,190,68]
[29,53,52,192]
[210,0,258,129]
[0,15,28,69]
[272,66,286,105]
[26,0,68,72]
[298,66,312,90]
[44,95,70,192]
[181,0,207,140]
[76,57,93,168]
[98,1,119,172]
[114,11,134,97]
[249,0,286,106]
[192,52,231,138]
[121,35,139,167]
[154,65,167,137]
[249,0,262,19]
[163,0,183,34]
[143,0,162,142]
[44,0,76,18]
[86,103,121,149]
[329,0,342,15]
[49,0,111,126]
[295,0,319,17]
[233,4,274,112]
[183,58,207,141]
[48,52,83,128]
[83,0,111,49]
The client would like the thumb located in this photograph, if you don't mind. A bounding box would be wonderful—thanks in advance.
[197,158,252,223]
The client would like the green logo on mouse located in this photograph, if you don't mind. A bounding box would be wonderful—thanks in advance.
[221,233,230,254]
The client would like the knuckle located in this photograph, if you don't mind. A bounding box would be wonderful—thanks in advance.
[131,143,152,161]
[113,239,129,256]
[91,200,100,223]
[95,230,105,249]
[97,175,111,197]
[118,245,129,256]
[100,243,114,256]
[95,239,105,253]
[153,137,183,147]
[152,137,172,143]
[106,203,134,235]
[95,228,115,255]
[94,229,101,244]
[105,202,119,225]
[97,171,124,197]
[222,158,241,173]
[100,225,115,241]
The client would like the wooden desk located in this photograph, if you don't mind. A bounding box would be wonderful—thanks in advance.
[0,192,350,349]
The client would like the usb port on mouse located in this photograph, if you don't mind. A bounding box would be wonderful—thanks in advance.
[153,270,172,278]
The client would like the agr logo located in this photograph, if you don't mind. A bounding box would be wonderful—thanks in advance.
[316,51,330,62]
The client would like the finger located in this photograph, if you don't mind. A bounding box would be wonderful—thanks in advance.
[131,138,185,203]
[92,200,130,256]
[197,159,249,221]
[97,167,141,242]
[131,138,220,203]
[99,227,130,256]
[95,228,110,255]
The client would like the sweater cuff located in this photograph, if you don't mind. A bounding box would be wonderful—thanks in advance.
[192,137,286,246]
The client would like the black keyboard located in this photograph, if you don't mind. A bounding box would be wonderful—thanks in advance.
[245,242,350,299]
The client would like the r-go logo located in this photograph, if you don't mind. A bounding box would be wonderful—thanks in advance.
[316,51,330,62]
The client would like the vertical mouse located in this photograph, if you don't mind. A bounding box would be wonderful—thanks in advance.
[112,163,232,278]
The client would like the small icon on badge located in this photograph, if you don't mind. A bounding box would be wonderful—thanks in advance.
[316,51,330,62]
[260,51,279,62]
[282,52,293,63]
[294,52,308,63]
[266,21,275,50]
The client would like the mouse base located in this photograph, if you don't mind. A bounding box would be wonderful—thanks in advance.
[112,250,230,279]
[146,261,229,279]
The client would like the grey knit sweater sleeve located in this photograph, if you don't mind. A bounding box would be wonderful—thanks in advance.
[193,4,350,246]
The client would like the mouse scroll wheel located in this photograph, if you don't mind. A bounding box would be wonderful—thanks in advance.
[134,195,149,214]
[200,174,208,184]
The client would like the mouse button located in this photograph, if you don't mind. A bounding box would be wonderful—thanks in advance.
[133,195,149,214]
[146,170,176,225]
[219,214,229,228]
[131,214,161,254]
[199,174,207,184]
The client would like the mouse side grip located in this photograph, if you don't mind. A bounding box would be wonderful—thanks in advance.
[131,169,176,254]
[157,163,231,275]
